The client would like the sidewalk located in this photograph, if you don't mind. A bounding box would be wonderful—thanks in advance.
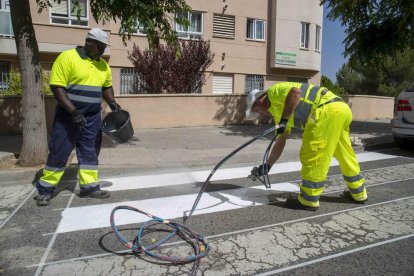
[0,120,394,182]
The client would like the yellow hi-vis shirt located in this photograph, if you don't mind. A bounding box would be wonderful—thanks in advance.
[267,82,338,131]
[50,46,112,114]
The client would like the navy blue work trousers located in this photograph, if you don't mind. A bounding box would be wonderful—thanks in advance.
[46,108,102,169]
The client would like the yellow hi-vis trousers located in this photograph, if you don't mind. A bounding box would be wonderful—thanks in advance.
[298,101,367,208]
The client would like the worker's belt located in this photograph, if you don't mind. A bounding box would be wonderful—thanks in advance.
[317,97,343,108]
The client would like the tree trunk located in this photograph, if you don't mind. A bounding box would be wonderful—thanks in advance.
[9,0,48,166]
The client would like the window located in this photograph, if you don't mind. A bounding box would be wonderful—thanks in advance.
[120,20,147,35]
[300,22,310,49]
[245,75,264,93]
[0,61,10,92]
[0,0,13,36]
[213,14,235,38]
[176,11,203,39]
[50,0,88,26]
[132,21,146,35]
[315,25,321,51]
[246,19,265,41]
[120,68,145,94]
[212,74,233,94]
[0,0,10,10]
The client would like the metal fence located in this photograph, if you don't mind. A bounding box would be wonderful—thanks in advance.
[0,62,10,92]
[120,67,146,94]
[245,75,264,93]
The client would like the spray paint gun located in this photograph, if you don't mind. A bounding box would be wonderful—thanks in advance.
[247,165,271,189]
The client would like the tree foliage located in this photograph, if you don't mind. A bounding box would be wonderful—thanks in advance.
[320,75,344,96]
[128,40,214,94]
[321,0,414,65]
[2,68,52,96]
[336,48,414,97]
[36,0,191,49]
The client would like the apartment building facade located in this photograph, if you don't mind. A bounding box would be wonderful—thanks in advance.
[0,0,323,96]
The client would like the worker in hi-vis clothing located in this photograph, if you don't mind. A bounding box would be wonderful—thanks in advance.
[35,28,121,206]
[245,82,367,211]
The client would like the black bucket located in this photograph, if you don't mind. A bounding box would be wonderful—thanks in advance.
[101,110,134,143]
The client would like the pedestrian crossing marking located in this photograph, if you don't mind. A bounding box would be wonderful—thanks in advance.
[104,152,396,191]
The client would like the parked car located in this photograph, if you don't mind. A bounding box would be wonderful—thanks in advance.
[391,83,414,148]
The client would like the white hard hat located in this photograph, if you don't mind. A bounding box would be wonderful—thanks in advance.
[86,28,111,46]
[245,89,267,120]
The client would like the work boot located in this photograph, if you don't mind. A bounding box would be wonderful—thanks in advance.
[79,188,110,199]
[36,194,52,206]
[342,190,367,204]
[285,197,319,211]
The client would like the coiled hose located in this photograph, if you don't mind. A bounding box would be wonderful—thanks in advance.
[110,205,209,275]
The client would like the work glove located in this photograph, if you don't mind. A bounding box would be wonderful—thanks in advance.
[256,163,272,177]
[109,100,121,112]
[277,118,288,135]
[70,110,86,128]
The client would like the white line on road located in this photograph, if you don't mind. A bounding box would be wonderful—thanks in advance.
[34,193,75,276]
[0,188,36,229]
[57,182,299,233]
[103,152,396,191]
[40,176,414,237]
[56,175,414,234]
[55,152,403,234]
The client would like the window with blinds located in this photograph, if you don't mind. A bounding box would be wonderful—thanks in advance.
[212,74,233,94]
[245,75,264,93]
[213,14,235,38]
[50,0,88,26]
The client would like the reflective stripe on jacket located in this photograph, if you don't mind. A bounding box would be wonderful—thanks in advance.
[267,82,339,130]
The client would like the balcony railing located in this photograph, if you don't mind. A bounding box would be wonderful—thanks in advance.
[0,10,14,37]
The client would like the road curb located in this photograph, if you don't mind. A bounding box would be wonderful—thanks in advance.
[364,141,396,151]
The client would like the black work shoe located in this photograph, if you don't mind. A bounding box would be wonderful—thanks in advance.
[36,194,52,206]
[342,190,367,204]
[285,197,319,211]
[79,188,110,199]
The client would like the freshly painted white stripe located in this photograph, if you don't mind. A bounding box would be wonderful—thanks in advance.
[57,182,299,233]
[256,233,414,276]
[104,152,396,192]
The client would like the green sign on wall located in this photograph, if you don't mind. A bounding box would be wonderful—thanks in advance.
[275,52,296,66]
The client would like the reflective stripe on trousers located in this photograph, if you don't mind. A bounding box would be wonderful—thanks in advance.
[298,101,367,207]
[36,109,102,193]
[343,174,367,201]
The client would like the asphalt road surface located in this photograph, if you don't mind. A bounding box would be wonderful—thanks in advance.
[1,147,413,276]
